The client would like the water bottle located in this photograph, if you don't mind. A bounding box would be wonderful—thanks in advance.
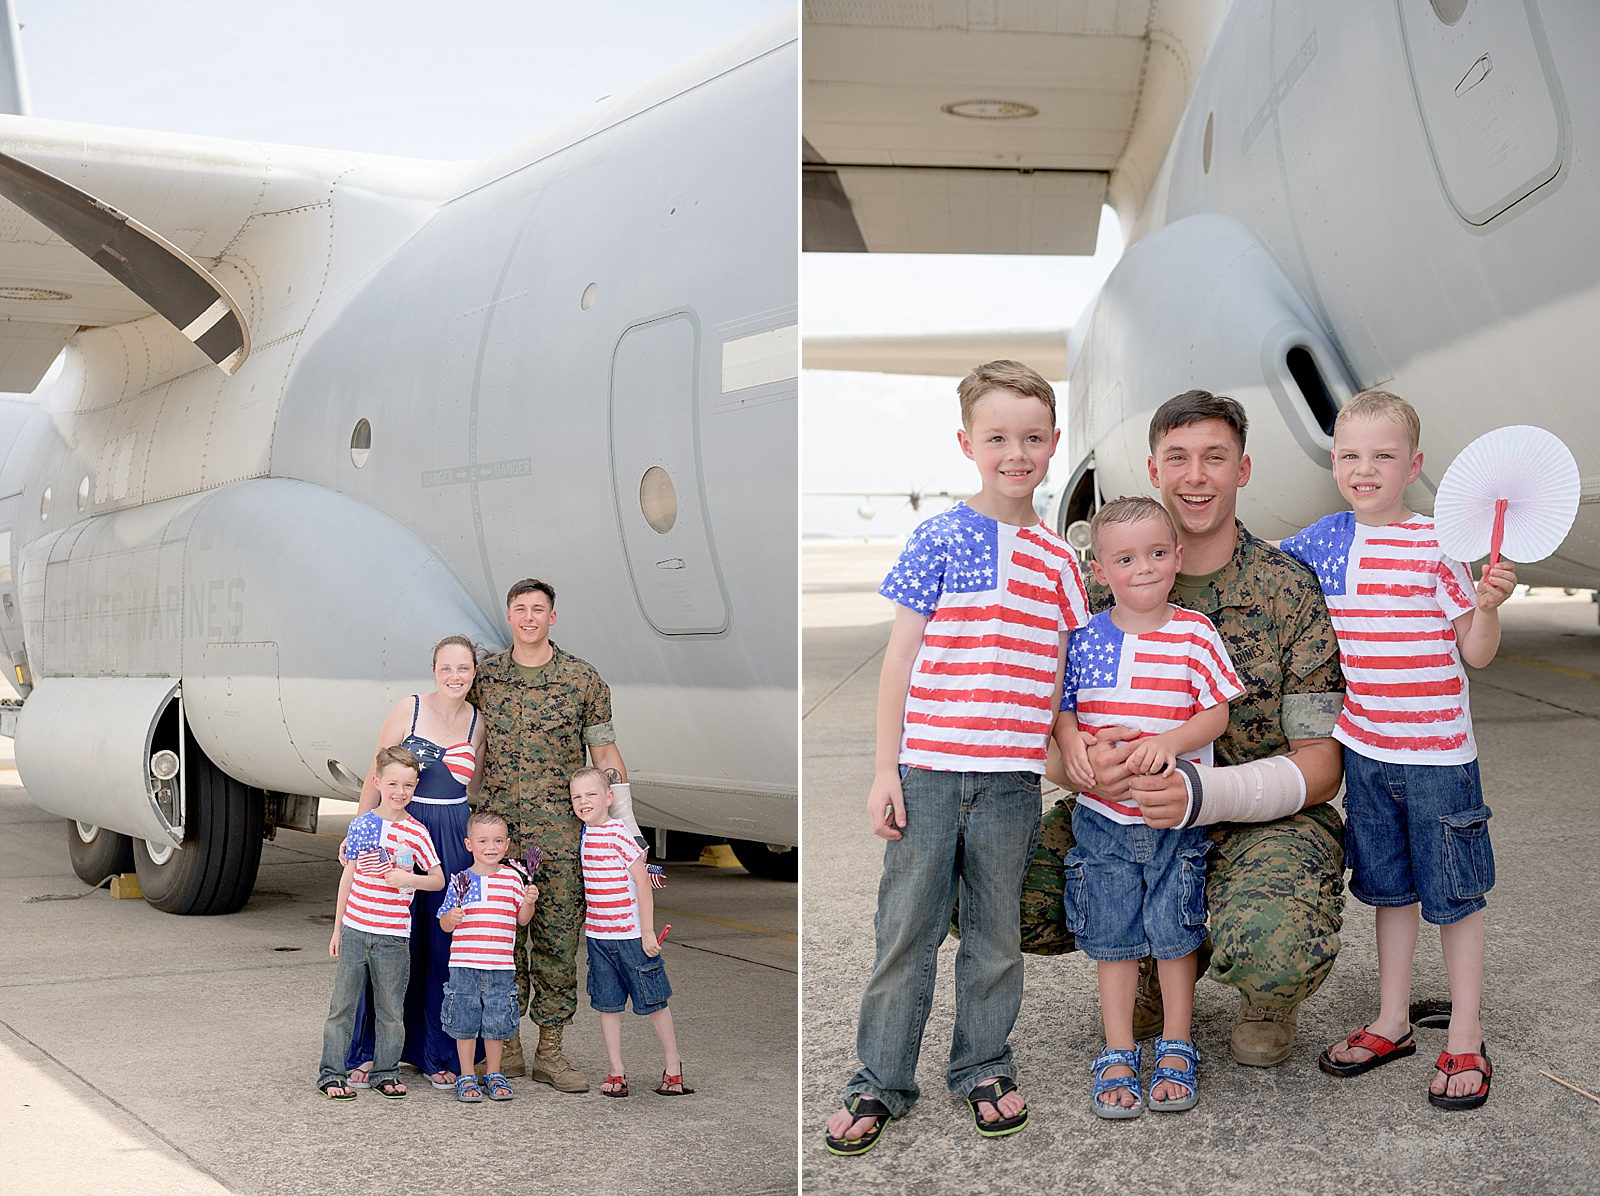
[395,847,415,899]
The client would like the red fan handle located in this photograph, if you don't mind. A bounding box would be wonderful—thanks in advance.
[1488,497,1508,572]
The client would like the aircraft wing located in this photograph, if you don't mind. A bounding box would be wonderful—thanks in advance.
[803,0,1226,253]
[0,116,456,392]
[803,328,1068,380]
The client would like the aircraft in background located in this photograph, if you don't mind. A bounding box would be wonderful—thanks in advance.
[803,1,1599,591]
[0,9,799,911]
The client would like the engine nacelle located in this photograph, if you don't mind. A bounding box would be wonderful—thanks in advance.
[15,478,504,829]
[1067,213,1356,537]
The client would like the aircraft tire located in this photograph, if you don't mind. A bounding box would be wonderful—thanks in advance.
[729,838,798,882]
[134,733,265,915]
[66,821,135,885]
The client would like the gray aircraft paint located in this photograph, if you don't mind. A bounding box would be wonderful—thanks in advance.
[0,13,797,906]
[1069,1,1599,584]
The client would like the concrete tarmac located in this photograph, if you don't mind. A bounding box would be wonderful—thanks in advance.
[0,760,798,1194]
[801,539,1600,1195]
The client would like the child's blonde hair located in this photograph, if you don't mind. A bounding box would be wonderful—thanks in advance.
[1335,389,1421,454]
[465,809,508,835]
[568,765,611,792]
[374,745,420,776]
[1088,495,1178,556]
[956,360,1057,429]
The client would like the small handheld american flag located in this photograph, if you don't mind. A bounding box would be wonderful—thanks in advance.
[647,862,667,890]
[344,814,390,873]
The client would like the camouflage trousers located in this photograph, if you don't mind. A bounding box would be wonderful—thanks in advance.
[513,851,585,1027]
[1021,797,1346,1008]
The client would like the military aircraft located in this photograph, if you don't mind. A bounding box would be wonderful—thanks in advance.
[0,8,799,912]
[803,1,1600,589]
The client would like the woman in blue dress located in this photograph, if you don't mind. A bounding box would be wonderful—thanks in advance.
[345,635,484,1090]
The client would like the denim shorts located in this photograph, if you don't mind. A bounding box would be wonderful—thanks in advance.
[586,935,671,1015]
[1342,748,1494,926]
[440,966,519,1041]
[1061,803,1209,962]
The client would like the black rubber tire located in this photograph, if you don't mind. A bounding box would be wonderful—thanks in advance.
[729,838,798,881]
[133,729,265,915]
[66,821,135,885]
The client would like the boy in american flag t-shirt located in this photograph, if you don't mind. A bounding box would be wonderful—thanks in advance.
[317,746,444,1100]
[1279,390,1514,1112]
[569,766,690,1098]
[1056,497,1243,1119]
[826,361,1088,1158]
[437,810,540,1102]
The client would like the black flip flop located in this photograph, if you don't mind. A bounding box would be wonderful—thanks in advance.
[967,1077,1028,1138]
[824,1094,891,1156]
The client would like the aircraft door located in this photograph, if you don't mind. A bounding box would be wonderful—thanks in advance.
[1398,3,1565,225]
[608,312,729,635]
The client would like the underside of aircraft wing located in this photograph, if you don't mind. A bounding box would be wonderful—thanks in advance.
[803,328,1069,380]
[803,0,1225,254]
[0,116,454,393]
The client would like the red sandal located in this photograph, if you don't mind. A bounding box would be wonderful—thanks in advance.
[1429,1044,1491,1110]
[1318,1026,1416,1077]
[601,1074,629,1098]
[653,1070,695,1096]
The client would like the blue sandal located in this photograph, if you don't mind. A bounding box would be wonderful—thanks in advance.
[484,1072,514,1101]
[1091,1045,1143,1119]
[455,1074,484,1103]
[1149,1038,1200,1112]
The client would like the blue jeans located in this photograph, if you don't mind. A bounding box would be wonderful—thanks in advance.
[441,966,520,1042]
[319,926,409,1086]
[1062,804,1209,962]
[586,935,673,1015]
[847,767,1042,1117]
[1343,749,1494,926]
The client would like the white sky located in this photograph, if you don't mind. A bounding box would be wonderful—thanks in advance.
[802,207,1124,538]
[14,1,792,159]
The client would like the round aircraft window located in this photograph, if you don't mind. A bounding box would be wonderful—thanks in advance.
[1203,112,1214,173]
[39,485,49,521]
[1430,0,1467,24]
[639,466,678,534]
[350,419,372,468]
[581,282,597,311]
[77,476,89,511]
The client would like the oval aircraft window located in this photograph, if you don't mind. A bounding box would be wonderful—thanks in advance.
[350,419,372,468]
[1430,0,1468,24]
[77,476,89,511]
[1203,112,1214,173]
[581,282,598,311]
[639,466,678,534]
[39,486,50,521]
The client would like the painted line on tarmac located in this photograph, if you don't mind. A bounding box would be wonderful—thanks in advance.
[1497,653,1600,684]
[654,905,796,942]
[667,940,796,974]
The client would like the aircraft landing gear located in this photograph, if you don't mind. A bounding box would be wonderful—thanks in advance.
[133,728,265,915]
[730,838,797,882]
[66,821,134,885]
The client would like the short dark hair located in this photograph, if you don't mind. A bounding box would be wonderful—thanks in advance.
[1148,389,1249,454]
[505,578,556,609]
[465,809,509,835]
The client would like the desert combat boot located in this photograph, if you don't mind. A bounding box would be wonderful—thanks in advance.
[531,1024,590,1092]
[1231,995,1300,1066]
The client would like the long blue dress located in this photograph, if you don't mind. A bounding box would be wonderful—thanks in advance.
[346,697,478,1077]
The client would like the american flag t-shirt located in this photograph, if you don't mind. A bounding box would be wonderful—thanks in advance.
[438,866,524,969]
[1279,512,1477,764]
[880,504,1089,772]
[1062,608,1244,824]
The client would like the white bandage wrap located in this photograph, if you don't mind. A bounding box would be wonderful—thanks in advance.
[1173,756,1307,828]
[607,781,647,846]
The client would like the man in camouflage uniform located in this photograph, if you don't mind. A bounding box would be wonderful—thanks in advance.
[1023,390,1347,1066]
[474,578,627,1093]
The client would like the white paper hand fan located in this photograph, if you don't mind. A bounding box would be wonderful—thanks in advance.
[1433,425,1579,566]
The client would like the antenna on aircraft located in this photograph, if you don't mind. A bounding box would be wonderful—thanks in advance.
[0,0,28,116]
